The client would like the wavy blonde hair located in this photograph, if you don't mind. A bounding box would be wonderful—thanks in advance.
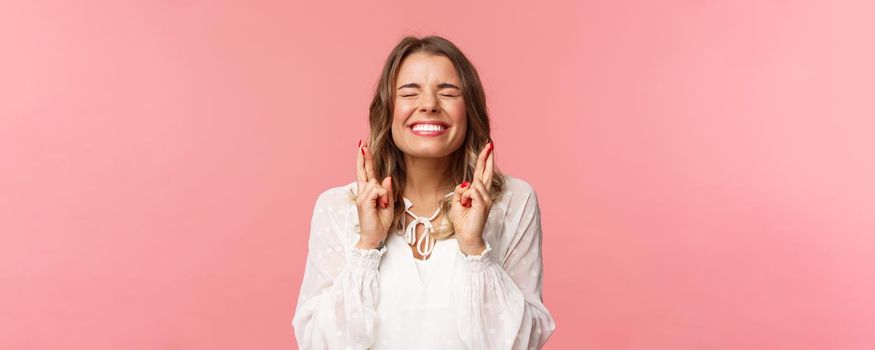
[348,35,506,241]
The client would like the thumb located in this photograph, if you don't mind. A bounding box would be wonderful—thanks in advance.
[381,176,393,208]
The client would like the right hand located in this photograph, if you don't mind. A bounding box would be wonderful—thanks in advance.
[354,139,394,249]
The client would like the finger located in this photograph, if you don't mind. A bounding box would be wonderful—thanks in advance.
[373,187,387,208]
[468,184,487,208]
[363,145,376,181]
[366,183,386,209]
[473,142,492,182]
[470,178,492,207]
[453,181,469,207]
[462,185,479,208]
[356,139,366,192]
[366,178,386,208]
[381,176,393,209]
[357,181,374,207]
[482,142,494,191]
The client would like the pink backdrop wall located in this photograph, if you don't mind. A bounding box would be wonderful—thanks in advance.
[2,0,873,349]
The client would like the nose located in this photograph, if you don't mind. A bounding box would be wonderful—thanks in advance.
[419,94,439,113]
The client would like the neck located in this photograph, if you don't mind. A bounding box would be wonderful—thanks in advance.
[403,154,454,201]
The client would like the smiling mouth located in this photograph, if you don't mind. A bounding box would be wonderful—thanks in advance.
[408,124,449,136]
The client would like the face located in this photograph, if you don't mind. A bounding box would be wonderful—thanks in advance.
[391,52,467,159]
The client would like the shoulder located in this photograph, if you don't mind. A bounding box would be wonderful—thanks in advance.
[501,174,539,204]
[313,180,358,210]
[499,174,541,214]
[501,174,537,196]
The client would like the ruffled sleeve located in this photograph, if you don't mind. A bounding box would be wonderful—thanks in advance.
[292,189,387,350]
[456,187,556,349]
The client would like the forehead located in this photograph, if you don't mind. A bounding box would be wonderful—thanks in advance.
[395,52,460,84]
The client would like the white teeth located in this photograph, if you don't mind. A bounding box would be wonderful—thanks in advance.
[412,124,446,132]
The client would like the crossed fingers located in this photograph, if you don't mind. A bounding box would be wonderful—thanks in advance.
[462,141,494,207]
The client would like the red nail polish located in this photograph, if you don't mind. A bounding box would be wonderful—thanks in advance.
[357,139,362,148]
[461,181,469,188]
[361,147,365,156]
[490,141,494,151]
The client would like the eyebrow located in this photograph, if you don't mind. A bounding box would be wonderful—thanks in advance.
[396,82,461,90]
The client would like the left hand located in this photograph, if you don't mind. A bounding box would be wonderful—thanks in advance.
[449,141,494,255]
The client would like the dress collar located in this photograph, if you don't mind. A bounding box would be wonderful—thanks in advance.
[401,191,455,210]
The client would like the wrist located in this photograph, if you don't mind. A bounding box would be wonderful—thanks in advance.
[355,238,384,250]
[458,238,486,256]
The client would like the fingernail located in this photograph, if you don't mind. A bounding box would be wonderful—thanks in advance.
[461,181,469,188]
[361,147,365,156]
[357,139,362,148]
[490,141,494,151]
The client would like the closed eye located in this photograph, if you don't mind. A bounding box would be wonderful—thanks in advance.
[399,93,459,98]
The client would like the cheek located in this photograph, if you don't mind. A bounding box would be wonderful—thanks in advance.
[391,101,415,137]
[443,99,467,121]
[393,100,416,123]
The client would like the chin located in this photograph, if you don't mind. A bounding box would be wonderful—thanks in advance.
[408,145,455,158]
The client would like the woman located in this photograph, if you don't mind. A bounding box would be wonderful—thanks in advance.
[292,35,555,349]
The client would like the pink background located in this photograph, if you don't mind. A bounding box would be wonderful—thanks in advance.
[2,0,874,349]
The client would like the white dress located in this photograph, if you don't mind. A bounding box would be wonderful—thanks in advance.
[291,175,556,349]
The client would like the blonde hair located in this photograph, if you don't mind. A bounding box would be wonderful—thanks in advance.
[349,35,506,241]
